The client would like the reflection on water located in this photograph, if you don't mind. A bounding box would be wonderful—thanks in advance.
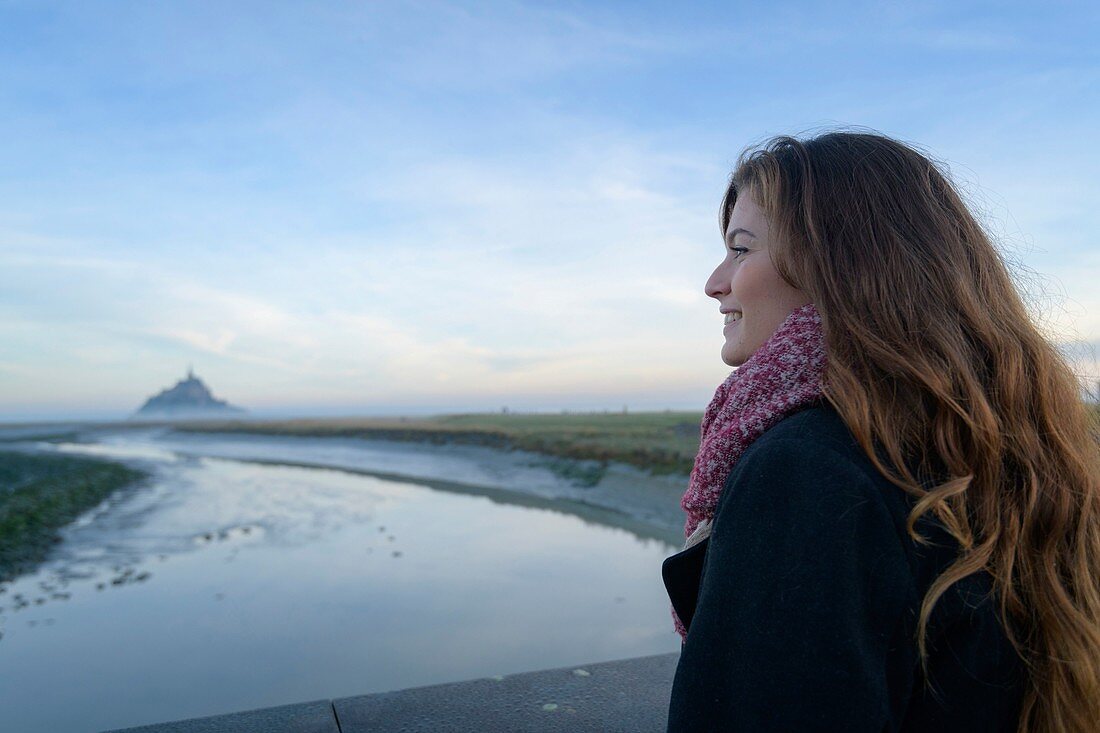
[0,431,681,733]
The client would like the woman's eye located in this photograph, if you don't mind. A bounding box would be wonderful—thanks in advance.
[729,246,748,259]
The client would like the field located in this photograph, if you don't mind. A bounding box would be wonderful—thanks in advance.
[175,411,707,477]
[172,401,1100,477]
[0,451,147,583]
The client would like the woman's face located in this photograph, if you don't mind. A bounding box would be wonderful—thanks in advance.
[705,190,814,367]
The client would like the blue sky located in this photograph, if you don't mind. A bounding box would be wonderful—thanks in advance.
[1,0,1098,420]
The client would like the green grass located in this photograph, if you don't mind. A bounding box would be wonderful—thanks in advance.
[0,451,147,583]
[176,411,706,478]
[171,401,1100,479]
[0,430,81,444]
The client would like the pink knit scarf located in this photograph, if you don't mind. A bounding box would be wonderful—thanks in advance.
[673,302,828,639]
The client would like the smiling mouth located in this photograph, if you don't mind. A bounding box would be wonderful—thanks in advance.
[723,311,743,325]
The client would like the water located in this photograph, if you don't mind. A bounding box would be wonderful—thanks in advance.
[0,429,682,733]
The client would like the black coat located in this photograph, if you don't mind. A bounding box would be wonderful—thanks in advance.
[662,403,1026,732]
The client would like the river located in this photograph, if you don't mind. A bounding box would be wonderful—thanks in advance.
[0,427,683,733]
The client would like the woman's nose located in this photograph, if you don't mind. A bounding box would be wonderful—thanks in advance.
[705,262,730,299]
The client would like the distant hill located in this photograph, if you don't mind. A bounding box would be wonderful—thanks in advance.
[131,368,246,420]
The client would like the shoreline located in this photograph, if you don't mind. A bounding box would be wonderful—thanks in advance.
[151,428,690,545]
[1,418,693,582]
[0,450,148,583]
[197,451,687,547]
[170,412,704,478]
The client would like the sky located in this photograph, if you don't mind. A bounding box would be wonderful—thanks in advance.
[1,0,1098,421]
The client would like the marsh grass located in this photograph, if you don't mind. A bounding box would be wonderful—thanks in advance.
[0,451,146,583]
[176,411,706,477]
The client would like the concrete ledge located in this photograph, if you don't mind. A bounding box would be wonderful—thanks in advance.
[102,652,679,733]
[335,652,678,732]
[104,699,339,733]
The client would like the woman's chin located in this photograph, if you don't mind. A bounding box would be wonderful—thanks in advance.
[721,346,745,367]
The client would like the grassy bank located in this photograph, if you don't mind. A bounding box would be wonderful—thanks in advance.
[164,402,1100,481]
[0,451,147,583]
[176,411,706,477]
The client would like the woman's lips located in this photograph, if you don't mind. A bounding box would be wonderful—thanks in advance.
[723,310,742,325]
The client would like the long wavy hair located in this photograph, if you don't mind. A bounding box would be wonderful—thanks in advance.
[722,130,1100,733]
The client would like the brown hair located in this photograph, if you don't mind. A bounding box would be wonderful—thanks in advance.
[722,130,1100,732]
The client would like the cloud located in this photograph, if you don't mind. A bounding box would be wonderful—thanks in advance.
[0,175,727,412]
[1,0,1098,418]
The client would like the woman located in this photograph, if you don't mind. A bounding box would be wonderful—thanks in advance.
[662,131,1100,732]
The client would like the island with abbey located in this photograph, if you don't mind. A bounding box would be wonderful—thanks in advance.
[131,367,246,420]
